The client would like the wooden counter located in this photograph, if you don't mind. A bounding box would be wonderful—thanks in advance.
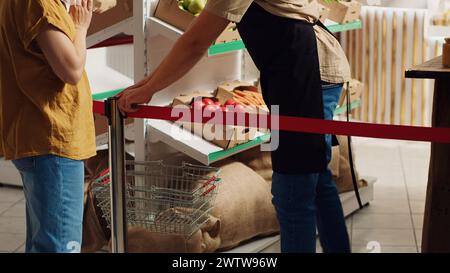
[406,56,450,253]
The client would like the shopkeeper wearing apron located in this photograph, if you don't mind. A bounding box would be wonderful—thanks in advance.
[118,0,352,253]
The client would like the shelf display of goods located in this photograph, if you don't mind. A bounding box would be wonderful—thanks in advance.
[155,0,240,44]
[214,81,269,113]
[171,81,268,149]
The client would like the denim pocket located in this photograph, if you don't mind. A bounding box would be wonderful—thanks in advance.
[12,157,36,172]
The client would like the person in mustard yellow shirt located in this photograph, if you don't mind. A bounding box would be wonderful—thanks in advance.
[0,0,96,252]
[118,0,351,253]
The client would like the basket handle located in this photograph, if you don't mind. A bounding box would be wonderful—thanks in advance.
[201,176,217,188]
[201,184,217,197]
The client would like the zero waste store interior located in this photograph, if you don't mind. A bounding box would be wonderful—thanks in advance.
[0,0,449,254]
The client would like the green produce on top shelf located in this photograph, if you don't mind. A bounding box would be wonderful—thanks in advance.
[177,0,207,16]
[181,0,190,10]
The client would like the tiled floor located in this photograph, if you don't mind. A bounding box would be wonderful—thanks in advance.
[349,137,429,253]
[0,187,25,253]
[0,137,429,253]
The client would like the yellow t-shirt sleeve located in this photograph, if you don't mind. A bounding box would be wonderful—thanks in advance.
[21,0,73,50]
[204,0,254,23]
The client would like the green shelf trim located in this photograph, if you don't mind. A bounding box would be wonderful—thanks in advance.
[206,21,361,56]
[334,99,361,115]
[208,133,271,163]
[92,88,124,101]
[208,40,246,56]
[328,20,362,33]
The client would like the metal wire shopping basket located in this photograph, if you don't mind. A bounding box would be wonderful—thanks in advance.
[92,161,221,237]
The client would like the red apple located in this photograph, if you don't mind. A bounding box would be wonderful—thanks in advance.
[224,99,237,106]
[234,104,246,113]
[204,104,219,113]
[214,101,222,106]
[202,98,215,106]
[220,106,230,113]
[192,100,205,109]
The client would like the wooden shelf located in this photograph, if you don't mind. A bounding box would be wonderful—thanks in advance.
[405,56,450,80]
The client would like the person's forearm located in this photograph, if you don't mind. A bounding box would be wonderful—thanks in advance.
[143,34,208,96]
[73,27,88,73]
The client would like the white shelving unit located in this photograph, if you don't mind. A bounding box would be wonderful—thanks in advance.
[147,119,270,165]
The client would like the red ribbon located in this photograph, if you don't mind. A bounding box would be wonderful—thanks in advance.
[92,101,450,144]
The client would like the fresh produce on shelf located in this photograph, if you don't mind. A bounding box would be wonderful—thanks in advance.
[202,98,215,106]
[172,81,269,116]
[171,93,258,149]
[155,0,241,44]
[192,100,206,110]
[172,91,213,107]
[224,99,237,106]
[232,90,268,113]
[189,97,249,114]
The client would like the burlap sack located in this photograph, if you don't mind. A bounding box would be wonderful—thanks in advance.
[82,150,133,252]
[84,150,109,182]
[81,149,114,253]
[232,147,273,184]
[110,215,221,253]
[81,181,110,253]
[85,143,279,252]
[332,136,367,193]
[210,161,279,251]
[329,146,340,178]
[234,136,365,194]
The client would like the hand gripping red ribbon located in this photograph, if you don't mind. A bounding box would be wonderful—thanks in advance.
[93,101,450,144]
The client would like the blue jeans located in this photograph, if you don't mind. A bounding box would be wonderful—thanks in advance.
[12,155,84,253]
[271,84,351,253]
